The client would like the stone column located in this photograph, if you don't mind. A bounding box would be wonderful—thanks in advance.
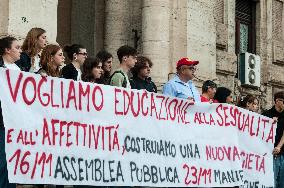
[142,0,170,86]
[170,0,188,73]
[0,0,9,36]
[104,0,130,67]
[57,0,72,47]
[71,0,96,56]
[216,0,237,90]
[6,0,58,42]
[187,0,217,84]
[94,0,105,54]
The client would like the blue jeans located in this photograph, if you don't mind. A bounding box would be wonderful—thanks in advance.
[0,128,16,188]
[274,155,284,188]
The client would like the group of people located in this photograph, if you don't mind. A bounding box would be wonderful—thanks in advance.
[0,27,283,188]
[162,57,284,188]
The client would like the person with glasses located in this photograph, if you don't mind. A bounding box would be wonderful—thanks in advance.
[262,91,284,188]
[130,55,157,93]
[61,44,87,81]
[163,57,201,103]
[110,45,137,88]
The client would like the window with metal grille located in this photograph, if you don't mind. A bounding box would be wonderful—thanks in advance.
[214,0,224,23]
[235,0,257,54]
[273,0,283,42]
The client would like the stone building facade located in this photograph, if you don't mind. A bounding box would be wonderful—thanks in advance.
[0,0,284,109]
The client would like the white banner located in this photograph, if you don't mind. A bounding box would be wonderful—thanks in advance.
[0,69,275,187]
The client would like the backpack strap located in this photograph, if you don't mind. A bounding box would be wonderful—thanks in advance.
[110,70,127,88]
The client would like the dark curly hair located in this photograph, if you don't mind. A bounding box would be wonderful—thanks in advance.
[130,56,153,78]
[274,91,284,102]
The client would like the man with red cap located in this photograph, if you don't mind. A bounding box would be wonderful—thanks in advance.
[163,57,201,102]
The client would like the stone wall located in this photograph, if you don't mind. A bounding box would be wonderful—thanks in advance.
[0,0,58,42]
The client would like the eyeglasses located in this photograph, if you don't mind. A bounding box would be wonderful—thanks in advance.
[77,52,88,56]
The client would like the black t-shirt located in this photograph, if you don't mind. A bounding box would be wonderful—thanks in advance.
[0,102,3,129]
[262,106,284,155]
[0,59,4,128]
[130,77,157,93]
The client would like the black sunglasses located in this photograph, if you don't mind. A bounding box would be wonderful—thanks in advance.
[77,52,88,56]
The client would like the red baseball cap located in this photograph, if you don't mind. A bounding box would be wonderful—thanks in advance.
[176,57,199,68]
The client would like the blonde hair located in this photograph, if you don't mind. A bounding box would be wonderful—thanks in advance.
[40,44,61,77]
[22,28,46,57]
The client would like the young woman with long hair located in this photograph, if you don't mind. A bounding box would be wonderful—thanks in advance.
[238,94,259,113]
[38,44,65,77]
[96,50,113,84]
[81,57,103,83]
[16,27,48,72]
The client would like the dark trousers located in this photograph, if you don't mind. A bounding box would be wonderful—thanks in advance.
[0,127,16,188]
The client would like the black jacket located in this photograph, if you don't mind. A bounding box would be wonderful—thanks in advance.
[15,52,31,72]
[0,57,5,128]
[262,106,284,155]
[130,77,157,93]
[61,63,78,81]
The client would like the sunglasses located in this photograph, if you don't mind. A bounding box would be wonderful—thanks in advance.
[77,52,88,56]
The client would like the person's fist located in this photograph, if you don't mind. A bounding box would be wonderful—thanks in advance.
[272,146,281,155]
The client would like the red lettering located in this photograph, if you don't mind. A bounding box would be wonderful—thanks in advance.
[7,128,14,143]
[266,121,275,143]
[141,91,149,116]
[60,81,65,108]
[37,76,50,106]
[114,88,123,115]
[50,80,59,108]
[79,82,90,111]
[42,118,51,145]
[22,76,36,105]
[150,93,159,119]
[130,91,140,117]
[123,90,130,115]
[51,119,59,145]
[92,85,104,111]
[216,104,224,126]
[168,98,178,121]
[66,81,77,109]
[6,70,23,102]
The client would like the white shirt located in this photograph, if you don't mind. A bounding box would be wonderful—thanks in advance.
[76,68,82,81]
[4,63,21,71]
[29,54,41,73]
